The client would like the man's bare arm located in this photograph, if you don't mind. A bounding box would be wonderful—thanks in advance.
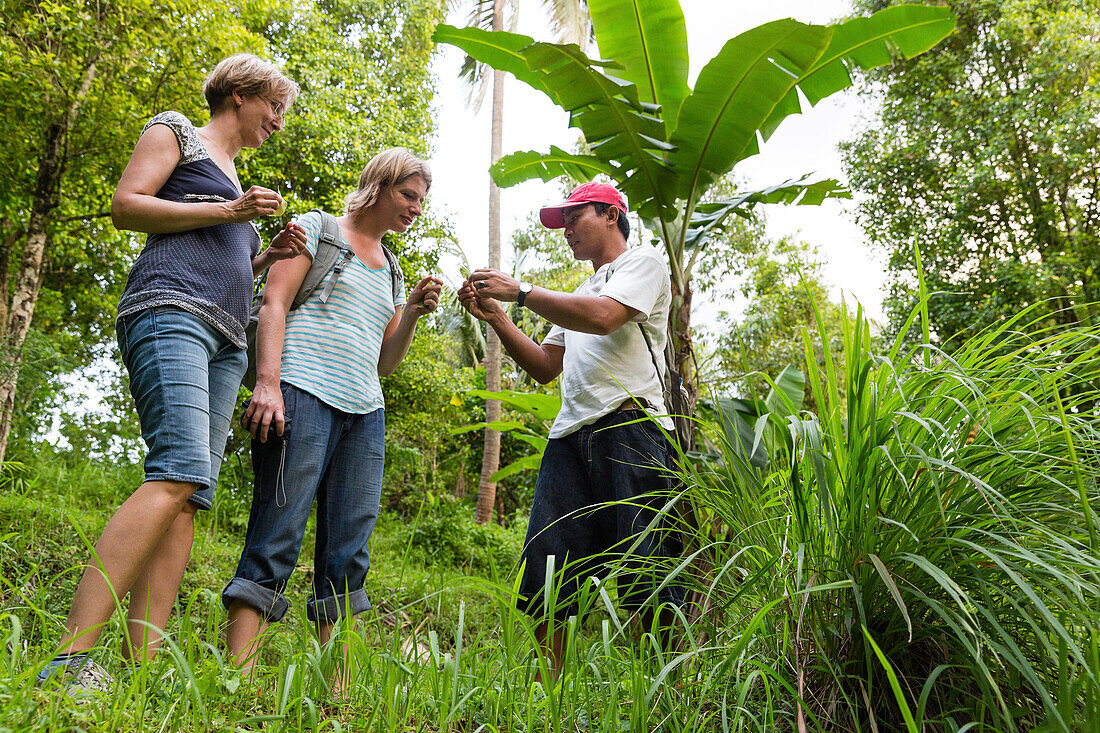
[467,268,638,335]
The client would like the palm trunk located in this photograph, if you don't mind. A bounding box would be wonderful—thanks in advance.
[474,0,506,526]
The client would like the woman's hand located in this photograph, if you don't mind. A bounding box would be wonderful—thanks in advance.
[242,380,286,443]
[265,220,308,262]
[406,276,443,317]
[225,186,284,223]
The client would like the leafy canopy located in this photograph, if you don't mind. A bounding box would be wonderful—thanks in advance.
[842,0,1100,347]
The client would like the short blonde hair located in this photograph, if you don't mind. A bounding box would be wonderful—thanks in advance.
[202,53,299,114]
[345,148,432,215]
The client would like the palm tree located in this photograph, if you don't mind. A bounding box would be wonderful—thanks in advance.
[453,0,592,525]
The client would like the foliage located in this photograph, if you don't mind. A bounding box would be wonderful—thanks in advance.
[398,493,524,572]
[705,235,850,410]
[434,0,955,446]
[452,388,559,482]
[841,0,1100,347]
[700,364,805,470]
[681,301,1100,729]
[0,0,447,457]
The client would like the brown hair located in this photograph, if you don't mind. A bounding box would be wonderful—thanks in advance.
[202,54,299,114]
[345,148,432,215]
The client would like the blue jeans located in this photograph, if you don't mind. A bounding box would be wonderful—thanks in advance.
[221,384,385,623]
[518,409,684,619]
[116,306,247,509]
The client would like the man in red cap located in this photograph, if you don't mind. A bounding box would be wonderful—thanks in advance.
[460,181,683,679]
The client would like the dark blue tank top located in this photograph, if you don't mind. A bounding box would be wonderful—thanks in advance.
[116,112,261,348]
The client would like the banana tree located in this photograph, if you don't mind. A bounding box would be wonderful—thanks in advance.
[434,0,955,446]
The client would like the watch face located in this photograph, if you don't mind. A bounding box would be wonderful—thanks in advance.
[520,282,533,293]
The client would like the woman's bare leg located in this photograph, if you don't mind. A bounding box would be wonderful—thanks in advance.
[57,480,197,653]
[123,503,198,663]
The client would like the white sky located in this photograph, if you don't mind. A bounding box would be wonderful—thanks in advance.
[426,0,886,323]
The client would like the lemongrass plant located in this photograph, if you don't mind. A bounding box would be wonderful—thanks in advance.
[678,300,1100,730]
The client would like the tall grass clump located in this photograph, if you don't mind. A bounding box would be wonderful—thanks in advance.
[683,302,1100,730]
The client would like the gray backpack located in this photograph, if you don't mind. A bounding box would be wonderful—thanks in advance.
[243,209,404,388]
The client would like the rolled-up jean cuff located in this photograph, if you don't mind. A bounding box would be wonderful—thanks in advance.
[142,472,215,509]
[307,588,370,624]
[221,577,290,623]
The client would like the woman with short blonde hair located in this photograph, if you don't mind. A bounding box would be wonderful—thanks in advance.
[202,53,300,114]
[37,54,305,692]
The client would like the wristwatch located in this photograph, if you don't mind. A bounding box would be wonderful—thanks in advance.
[517,281,533,308]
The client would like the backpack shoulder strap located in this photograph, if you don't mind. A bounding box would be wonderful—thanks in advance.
[380,242,405,306]
[292,209,352,310]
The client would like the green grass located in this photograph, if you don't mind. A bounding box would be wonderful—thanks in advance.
[2,303,1100,730]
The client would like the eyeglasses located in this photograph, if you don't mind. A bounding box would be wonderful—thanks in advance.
[265,97,285,118]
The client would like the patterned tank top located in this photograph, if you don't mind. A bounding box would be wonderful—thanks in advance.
[116,112,261,348]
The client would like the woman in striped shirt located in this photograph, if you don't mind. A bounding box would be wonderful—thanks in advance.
[221,148,442,684]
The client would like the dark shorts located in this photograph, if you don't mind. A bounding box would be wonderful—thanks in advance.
[518,410,685,619]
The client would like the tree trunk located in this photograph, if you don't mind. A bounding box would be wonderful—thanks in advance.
[474,0,506,526]
[454,461,467,499]
[0,59,97,465]
[0,220,14,332]
[0,125,66,465]
[669,277,696,450]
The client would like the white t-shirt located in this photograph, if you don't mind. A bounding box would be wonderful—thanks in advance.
[543,245,675,438]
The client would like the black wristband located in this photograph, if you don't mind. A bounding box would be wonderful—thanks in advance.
[517,288,528,308]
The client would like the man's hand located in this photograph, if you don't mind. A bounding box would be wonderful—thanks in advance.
[458,281,505,321]
[466,268,521,302]
[264,220,308,262]
[407,276,443,316]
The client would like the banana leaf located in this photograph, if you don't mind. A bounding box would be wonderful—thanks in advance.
[588,0,691,122]
[466,389,562,421]
[490,146,615,187]
[684,176,850,248]
[669,19,831,200]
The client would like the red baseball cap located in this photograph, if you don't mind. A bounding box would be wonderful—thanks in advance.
[539,182,627,229]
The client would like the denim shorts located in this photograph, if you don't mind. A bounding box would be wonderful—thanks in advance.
[518,410,685,620]
[116,306,247,509]
[221,383,385,624]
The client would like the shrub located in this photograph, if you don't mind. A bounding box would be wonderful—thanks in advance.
[400,495,523,573]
